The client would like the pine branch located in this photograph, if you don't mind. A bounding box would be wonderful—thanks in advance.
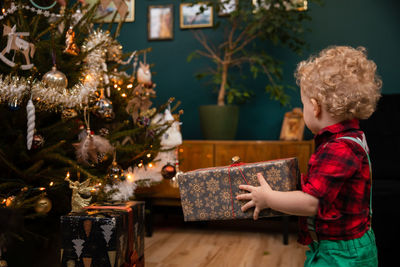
[42,153,97,180]
[32,140,67,160]
[0,149,24,178]
[23,160,44,176]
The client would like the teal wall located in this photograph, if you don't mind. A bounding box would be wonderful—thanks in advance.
[116,0,400,140]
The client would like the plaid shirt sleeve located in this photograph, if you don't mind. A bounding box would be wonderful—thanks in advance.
[303,140,360,206]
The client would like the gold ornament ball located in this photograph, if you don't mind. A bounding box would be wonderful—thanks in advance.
[35,197,52,214]
[42,66,68,89]
[0,260,8,267]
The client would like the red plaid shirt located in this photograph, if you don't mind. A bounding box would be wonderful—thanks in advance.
[298,119,372,245]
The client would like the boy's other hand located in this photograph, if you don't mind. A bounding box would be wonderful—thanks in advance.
[236,172,272,220]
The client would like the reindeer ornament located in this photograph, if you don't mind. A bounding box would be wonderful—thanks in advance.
[0,25,35,70]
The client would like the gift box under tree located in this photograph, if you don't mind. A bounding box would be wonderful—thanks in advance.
[60,201,145,267]
[178,157,300,221]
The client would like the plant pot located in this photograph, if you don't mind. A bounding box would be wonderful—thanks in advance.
[199,105,239,140]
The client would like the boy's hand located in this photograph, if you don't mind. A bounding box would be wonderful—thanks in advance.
[236,173,273,220]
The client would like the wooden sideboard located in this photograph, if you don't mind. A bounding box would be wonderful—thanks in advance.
[136,140,314,240]
[136,140,314,203]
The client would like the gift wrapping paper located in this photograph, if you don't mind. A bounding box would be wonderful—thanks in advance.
[178,158,300,221]
[60,201,145,267]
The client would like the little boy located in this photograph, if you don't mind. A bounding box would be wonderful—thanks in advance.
[237,46,382,266]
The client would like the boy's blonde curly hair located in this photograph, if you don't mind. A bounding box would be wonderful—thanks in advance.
[295,46,382,120]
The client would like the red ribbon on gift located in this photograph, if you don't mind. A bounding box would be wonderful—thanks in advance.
[228,163,250,218]
[84,204,135,266]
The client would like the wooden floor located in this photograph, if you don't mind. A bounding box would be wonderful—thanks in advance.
[144,219,307,267]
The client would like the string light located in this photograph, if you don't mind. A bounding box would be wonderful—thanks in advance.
[148,163,153,168]
[121,93,126,97]
[49,181,54,186]
[127,84,133,89]
[138,162,143,168]
[126,173,134,182]
[146,153,151,158]
[39,187,46,191]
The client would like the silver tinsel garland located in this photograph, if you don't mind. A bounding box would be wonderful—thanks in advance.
[0,75,97,111]
[81,29,114,89]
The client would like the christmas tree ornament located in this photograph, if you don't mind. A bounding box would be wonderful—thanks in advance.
[74,109,114,166]
[65,175,97,212]
[170,148,182,188]
[8,97,19,110]
[30,0,57,10]
[99,128,110,137]
[0,260,8,267]
[126,86,156,121]
[78,125,87,141]
[107,160,123,184]
[136,116,150,128]
[61,108,78,120]
[94,89,114,120]
[160,108,183,149]
[64,26,80,56]
[42,66,68,91]
[32,134,45,149]
[0,25,35,70]
[170,171,181,188]
[161,163,176,180]
[26,99,35,150]
[107,43,122,62]
[136,61,152,87]
[34,197,52,214]
[74,130,113,166]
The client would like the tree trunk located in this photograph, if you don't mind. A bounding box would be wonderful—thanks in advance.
[217,63,228,106]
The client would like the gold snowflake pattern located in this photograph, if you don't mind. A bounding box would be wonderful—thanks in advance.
[204,193,219,210]
[206,178,220,194]
[220,204,232,219]
[189,180,205,197]
[194,198,203,208]
[199,209,208,220]
[181,199,194,216]
[209,210,218,220]
[221,191,232,203]
[266,167,281,187]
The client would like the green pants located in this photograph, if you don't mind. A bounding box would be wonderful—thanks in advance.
[304,229,378,267]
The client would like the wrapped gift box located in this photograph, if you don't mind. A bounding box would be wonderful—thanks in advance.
[60,201,145,267]
[178,158,300,221]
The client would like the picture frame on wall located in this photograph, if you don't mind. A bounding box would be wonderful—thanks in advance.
[252,0,307,12]
[180,3,213,29]
[87,0,135,23]
[279,108,305,141]
[148,5,174,41]
[218,0,238,16]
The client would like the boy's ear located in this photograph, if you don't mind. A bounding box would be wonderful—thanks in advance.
[310,98,321,118]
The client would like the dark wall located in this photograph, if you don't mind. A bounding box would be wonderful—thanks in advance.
[116,0,400,140]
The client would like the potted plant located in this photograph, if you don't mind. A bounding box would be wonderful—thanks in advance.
[187,0,318,139]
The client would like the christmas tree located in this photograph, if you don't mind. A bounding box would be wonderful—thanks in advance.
[0,1,182,265]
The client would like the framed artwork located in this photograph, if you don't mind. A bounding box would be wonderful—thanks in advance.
[148,5,174,41]
[180,3,213,29]
[87,0,135,23]
[218,0,238,16]
[252,0,307,12]
[279,108,305,141]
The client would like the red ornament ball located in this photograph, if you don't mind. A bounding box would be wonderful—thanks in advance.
[161,163,176,180]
